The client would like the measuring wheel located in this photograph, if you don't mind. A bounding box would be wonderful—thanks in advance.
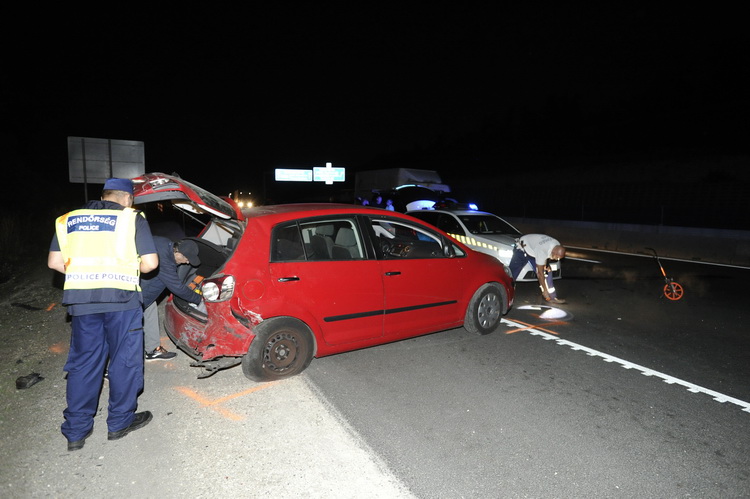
[663,281,684,301]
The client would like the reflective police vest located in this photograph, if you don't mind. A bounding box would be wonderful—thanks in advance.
[55,208,142,292]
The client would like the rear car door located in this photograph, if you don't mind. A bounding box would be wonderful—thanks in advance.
[268,217,385,346]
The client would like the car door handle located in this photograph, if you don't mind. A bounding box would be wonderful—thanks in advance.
[277,276,300,282]
[384,271,401,276]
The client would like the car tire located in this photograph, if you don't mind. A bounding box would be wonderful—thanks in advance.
[242,317,315,382]
[464,283,506,335]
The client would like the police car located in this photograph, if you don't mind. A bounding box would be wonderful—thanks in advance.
[406,204,561,282]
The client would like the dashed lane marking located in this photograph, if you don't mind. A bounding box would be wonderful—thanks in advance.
[175,382,280,420]
[501,318,750,414]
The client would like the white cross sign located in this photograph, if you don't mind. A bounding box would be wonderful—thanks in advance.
[313,162,346,184]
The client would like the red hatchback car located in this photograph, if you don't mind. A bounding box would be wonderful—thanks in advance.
[133,173,514,382]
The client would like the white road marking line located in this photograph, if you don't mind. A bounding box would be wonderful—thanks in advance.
[501,319,750,413]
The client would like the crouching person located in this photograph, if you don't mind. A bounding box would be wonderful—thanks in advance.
[509,234,567,305]
[140,237,203,360]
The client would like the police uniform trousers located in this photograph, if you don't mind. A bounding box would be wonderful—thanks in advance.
[62,307,144,441]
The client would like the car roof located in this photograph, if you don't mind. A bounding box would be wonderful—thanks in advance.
[243,203,427,224]
[245,203,396,216]
[409,209,497,217]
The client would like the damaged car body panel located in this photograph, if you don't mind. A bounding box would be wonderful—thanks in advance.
[166,298,254,360]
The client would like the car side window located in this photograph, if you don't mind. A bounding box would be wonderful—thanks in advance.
[410,211,438,226]
[299,219,364,261]
[459,215,520,236]
[271,219,364,262]
[436,214,464,235]
[371,219,450,259]
[270,223,306,262]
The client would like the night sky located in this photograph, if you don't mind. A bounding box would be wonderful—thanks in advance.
[4,6,749,227]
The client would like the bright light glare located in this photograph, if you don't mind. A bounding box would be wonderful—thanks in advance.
[517,304,574,321]
[202,282,220,301]
[540,308,567,319]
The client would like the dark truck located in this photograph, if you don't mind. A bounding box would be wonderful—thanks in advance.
[354,168,452,211]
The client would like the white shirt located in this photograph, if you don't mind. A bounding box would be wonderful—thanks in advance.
[519,234,560,263]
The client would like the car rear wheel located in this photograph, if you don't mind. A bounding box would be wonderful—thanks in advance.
[242,317,315,382]
[464,283,505,335]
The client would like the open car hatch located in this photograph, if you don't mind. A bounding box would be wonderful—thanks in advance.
[132,172,244,221]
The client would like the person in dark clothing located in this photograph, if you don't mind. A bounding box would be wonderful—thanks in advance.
[48,178,158,451]
[140,237,203,360]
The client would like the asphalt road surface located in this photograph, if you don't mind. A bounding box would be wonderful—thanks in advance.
[3,249,749,497]
[305,248,750,497]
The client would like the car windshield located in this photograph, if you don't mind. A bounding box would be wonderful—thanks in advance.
[459,215,521,236]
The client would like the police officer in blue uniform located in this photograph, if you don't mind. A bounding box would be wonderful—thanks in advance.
[48,178,159,451]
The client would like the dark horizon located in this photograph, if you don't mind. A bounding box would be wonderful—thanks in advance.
[3,6,749,229]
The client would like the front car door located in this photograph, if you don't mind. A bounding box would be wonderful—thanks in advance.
[368,216,468,338]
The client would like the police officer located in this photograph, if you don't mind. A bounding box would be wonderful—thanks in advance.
[509,234,567,304]
[48,178,159,451]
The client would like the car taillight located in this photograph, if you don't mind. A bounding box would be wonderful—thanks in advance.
[202,275,236,302]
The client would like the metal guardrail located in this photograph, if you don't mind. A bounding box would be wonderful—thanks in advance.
[505,217,750,267]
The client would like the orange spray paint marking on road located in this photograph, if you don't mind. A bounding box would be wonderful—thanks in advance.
[175,382,279,421]
[46,303,57,311]
[504,319,563,335]
[48,342,67,354]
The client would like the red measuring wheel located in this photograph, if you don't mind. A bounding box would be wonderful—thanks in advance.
[663,281,684,301]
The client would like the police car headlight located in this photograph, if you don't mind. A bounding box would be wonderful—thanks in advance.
[202,275,235,302]
[498,248,513,259]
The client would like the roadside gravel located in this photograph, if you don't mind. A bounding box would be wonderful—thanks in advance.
[0,257,415,498]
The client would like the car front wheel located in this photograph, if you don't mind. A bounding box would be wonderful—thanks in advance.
[242,317,315,382]
[464,283,506,335]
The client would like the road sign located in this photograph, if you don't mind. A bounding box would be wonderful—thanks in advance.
[275,163,346,184]
[314,163,346,184]
[67,137,145,183]
[275,169,314,182]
